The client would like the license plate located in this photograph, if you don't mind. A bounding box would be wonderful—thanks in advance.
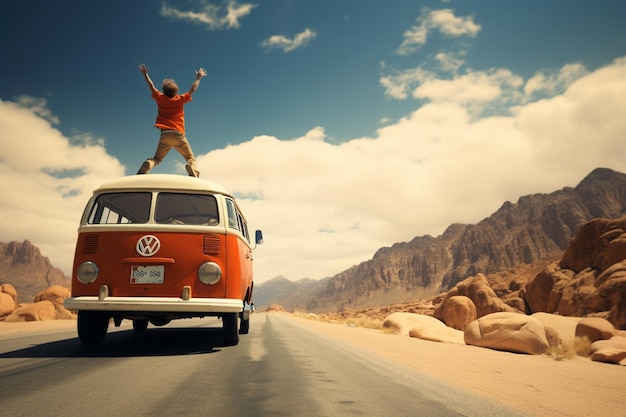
[131,265,164,284]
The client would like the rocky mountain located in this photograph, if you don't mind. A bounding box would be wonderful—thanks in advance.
[0,240,70,303]
[255,168,626,313]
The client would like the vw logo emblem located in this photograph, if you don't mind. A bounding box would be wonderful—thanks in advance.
[136,235,161,257]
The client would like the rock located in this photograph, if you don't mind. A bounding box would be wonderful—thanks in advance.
[434,295,476,331]
[408,323,465,344]
[532,312,582,348]
[464,312,553,355]
[3,301,56,322]
[1,283,18,302]
[34,285,70,305]
[33,285,75,319]
[383,312,445,336]
[575,317,617,343]
[590,336,626,365]
[0,283,18,317]
[434,274,515,330]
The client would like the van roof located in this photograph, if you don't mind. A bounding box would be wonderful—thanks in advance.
[94,174,232,196]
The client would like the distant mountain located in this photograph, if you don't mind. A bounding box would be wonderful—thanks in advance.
[0,240,70,303]
[255,168,626,313]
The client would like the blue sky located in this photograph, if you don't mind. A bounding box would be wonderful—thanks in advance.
[2,1,626,282]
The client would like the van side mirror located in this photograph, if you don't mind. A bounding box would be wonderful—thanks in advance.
[255,230,264,245]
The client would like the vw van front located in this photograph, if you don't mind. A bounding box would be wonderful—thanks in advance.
[64,174,263,346]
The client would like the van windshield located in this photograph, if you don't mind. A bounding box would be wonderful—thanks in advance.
[155,193,219,225]
[88,192,152,224]
[87,192,220,226]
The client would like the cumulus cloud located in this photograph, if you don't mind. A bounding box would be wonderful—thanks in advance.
[260,28,317,53]
[396,8,481,55]
[160,0,256,30]
[0,98,125,275]
[196,57,626,281]
[524,63,588,98]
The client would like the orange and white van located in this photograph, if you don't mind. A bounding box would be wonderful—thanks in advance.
[63,174,263,346]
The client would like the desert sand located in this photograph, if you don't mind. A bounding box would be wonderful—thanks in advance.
[1,316,624,417]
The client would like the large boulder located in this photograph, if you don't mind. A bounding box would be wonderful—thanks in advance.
[382,312,464,344]
[34,286,75,319]
[408,323,465,344]
[590,336,626,365]
[3,300,56,322]
[434,295,476,331]
[575,317,617,343]
[0,283,18,317]
[464,312,556,355]
[383,312,444,336]
[434,274,515,329]
[532,312,582,349]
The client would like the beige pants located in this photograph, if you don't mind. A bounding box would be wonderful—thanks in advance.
[137,130,198,174]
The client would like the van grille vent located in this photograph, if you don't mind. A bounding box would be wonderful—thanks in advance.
[203,235,220,256]
[83,234,99,254]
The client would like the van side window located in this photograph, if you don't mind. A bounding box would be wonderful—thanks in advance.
[155,193,219,225]
[88,193,152,224]
[226,199,239,230]
[237,212,250,242]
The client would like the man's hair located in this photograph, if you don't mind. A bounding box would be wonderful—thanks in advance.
[162,79,179,97]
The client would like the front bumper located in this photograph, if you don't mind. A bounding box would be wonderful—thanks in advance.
[63,296,243,313]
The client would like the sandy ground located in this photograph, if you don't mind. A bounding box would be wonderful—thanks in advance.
[1,316,624,417]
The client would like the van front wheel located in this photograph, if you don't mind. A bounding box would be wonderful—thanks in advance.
[222,313,239,346]
[239,311,250,334]
[77,311,109,345]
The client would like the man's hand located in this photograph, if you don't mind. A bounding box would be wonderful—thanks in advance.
[139,64,149,75]
[195,68,207,78]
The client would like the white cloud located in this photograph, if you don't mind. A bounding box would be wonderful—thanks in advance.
[0,98,125,275]
[160,0,256,30]
[524,63,588,98]
[260,28,317,53]
[396,8,481,55]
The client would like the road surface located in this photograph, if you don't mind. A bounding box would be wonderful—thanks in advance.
[0,313,526,417]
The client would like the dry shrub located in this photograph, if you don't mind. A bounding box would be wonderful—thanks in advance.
[546,336,593,361]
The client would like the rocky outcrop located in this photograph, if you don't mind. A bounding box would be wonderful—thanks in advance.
[522,216,626,329]
[0,285,74,322]
[0,240,70,303]
[433,273,516,330]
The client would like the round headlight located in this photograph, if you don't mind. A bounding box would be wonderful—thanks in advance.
[198,262,222,285]
[77,261,99,284]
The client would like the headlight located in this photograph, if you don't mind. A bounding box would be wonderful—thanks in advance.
[77,261,99,284]
[198,262,222,285]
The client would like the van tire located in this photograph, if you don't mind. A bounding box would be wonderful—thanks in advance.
[222,313,239,346]
[133,320,149,332]
[77,311,109,345]
[239,312,250,334]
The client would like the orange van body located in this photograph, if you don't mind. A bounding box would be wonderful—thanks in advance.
[64,174,262,346]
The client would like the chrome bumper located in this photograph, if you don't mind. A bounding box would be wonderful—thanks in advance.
[63,296,243,313]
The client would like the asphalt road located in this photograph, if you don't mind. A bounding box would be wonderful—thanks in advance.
[0,314,527,417]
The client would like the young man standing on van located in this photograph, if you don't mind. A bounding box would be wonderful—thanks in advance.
[136,64,206,177]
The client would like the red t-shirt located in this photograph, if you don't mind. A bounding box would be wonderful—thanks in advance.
[152,91,193,133]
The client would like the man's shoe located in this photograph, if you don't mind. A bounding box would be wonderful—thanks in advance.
[185,164,200,177]
[137,161,152,175]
